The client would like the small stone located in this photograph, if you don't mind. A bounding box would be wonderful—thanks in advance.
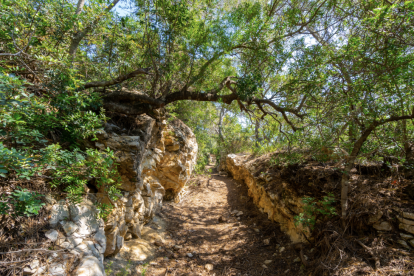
[236,211,243,216]
[368,210,383,224]
[173,245,183,250]
[61,221,79,236]
[264,260,272,264]
[397,239,411,249]
[284,269,290,274]
[67,237,83,248]
[408,239,414,248]
[29,259,40,270]
[149,261,158,265]
[186,253,193,258]
[400,233,414,240]
[399,223,414,234]
[279,247,285,253]
[205,264,214,271]
[76,256,104,276]
[45,230,59,242]
[60,241,74,250]
[23,267,34,275]
[273,253,277,256]
[154,240,164,247]
[125,233,132,241]
[310,248,315,253]
[293,257,301,263]
[231,210,238,215]
[372,221,392,231]
[263,239,270,245]
[262,265,268,269]
[254,228,260,233]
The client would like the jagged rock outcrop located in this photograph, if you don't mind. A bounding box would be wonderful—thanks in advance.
[223,154,308,243]
[38,116,197,274]
[27,199,106,276]
[89,116,197,257]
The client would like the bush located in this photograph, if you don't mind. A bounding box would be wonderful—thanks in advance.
[0,187,45,217]
[294,193,337,231]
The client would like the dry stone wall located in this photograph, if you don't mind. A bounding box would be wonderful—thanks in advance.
[223,154,308,243]
[39,116,197,275]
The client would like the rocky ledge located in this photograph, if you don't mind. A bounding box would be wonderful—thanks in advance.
[223,154,308,243]
[26,116,197,275]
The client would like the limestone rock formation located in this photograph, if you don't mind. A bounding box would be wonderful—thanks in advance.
[29,200,106,275]
[90,116,197,257]
[224,154,308,243]
[41,116,197,274]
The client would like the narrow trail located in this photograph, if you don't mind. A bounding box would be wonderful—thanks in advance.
[108,164,304,275]
[144,164,305,276]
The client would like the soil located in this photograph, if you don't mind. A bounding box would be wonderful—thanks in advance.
[114,165,306,276]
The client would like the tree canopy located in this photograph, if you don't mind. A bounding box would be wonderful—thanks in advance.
[1,0,414,218]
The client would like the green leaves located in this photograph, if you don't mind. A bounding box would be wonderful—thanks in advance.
[294,193,337,231]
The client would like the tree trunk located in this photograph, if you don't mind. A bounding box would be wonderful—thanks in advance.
[218,105,225,142]
[341,124,377,218]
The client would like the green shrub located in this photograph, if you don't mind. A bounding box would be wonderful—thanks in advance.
[294,193,337,230]
[0,187,46,217]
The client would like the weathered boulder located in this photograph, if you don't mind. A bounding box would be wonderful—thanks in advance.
[91,116,197,257]
[41,200,105,276]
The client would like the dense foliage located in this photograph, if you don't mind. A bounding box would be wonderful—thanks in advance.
[1,0,414,219]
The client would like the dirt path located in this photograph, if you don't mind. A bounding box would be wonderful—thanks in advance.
[141,165,305,276]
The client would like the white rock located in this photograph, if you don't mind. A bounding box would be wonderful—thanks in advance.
[60,241,74,250]
[48,262,67,276]
[236,211,243,216]
[205,264,214,271]
[85,241,101,259]
[67,237,83,248]
[76,256,105,276]
[254,228,260,233]
[61,221,79,236]
[186,253,193,258]
[49,201,69,227]
[264,260,272,264]
[262,265,268,269]
[23,267,35,275]
[279,247,285,253]
[93,228,106,252]
[74,243,91,255]
[263,239,270,245]
[29,259,40,270]
[45,230,59,242]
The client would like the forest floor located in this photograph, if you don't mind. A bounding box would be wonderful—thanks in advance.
[107,164,306,276]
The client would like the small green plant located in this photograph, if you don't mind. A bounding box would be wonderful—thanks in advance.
[294,193,337,230]
[9,187,45,217]
[96,202,113,221]
[116,260,132,276]
[105,261,113,275]
[141,262,149,276]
